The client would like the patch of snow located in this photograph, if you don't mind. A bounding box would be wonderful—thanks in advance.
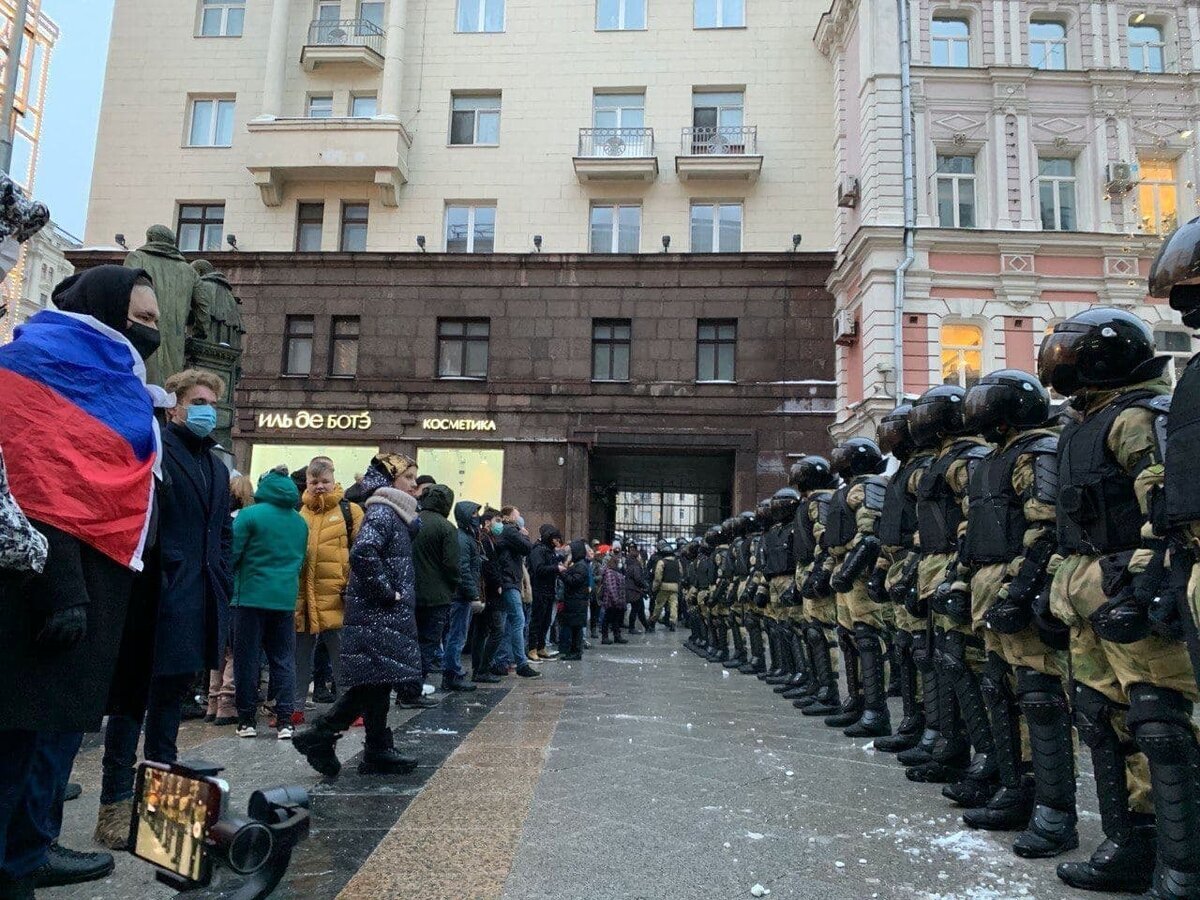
[834,861,846,869]
[750,884,770,897]
[406,728,458,735]
[746,831,764,841]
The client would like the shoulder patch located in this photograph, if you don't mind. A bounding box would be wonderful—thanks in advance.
[862,476,888,512]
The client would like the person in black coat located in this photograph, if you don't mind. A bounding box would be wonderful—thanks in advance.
[492,508,539,677]
[95,369,232,849]
[624,544,650,633]
[527,524,564,660]
[471,509,507,681]
[559,540,592,660]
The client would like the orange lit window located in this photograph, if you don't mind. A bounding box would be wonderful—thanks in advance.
[1138,161,1178,235]
[940,323,983,388]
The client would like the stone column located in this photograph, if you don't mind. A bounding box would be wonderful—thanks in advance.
[258,0,291,119]
[378,0,408,120]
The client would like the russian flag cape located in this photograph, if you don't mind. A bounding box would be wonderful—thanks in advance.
[0,309,161,571]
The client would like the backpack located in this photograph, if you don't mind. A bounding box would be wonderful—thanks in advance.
[339,499,354,547]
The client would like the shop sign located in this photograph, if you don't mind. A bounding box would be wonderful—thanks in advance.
[256,411,372,431]
[421,418,497,432]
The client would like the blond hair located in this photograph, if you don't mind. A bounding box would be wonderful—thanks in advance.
[164,368,226,402]
[229,474,255,510]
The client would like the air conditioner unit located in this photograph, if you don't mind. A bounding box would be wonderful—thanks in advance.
[837,177,861,209]
[1105,162,1136,194]
[834,309,859,346]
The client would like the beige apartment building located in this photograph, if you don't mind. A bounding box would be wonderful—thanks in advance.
[86,0,836,255]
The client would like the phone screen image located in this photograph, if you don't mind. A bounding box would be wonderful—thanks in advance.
[132,763,223,883]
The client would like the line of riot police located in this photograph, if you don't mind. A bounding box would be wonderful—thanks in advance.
[675,223,1200,900]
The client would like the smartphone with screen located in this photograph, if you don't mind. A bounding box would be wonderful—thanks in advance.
[131,762,225,884]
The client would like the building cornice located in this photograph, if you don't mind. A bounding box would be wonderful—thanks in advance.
[814,0,859,59]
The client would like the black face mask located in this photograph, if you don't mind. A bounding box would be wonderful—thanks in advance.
[125,321,161,361]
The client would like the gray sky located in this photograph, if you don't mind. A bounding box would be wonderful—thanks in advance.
[37,0,114,239]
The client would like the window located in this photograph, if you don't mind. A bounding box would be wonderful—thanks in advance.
[199,0,244,37]
[340,203,369,251]
[690,202,742,252]
[295,202,324,251]
[437,319,490,379]
[696,320,737,382]
[694,0,744,29]
[177,203,224,252]
[597,0,645,30]
[1155,328,1192,384]
[445,204,495,253]
[590,204,641,253]
[283,316,315,376]
[450,94,501,145]
[692,91,743,131]
[1029,20,1067,69]
[1138,160,1178,235]
[359,1,384,28]
[1129,22,1165,72]
[187,98,235,147]
[593,319,632,381]
[940,323,983,388]
[591,93,647,156]
[350,94,377,117]
[456,0,504,32]
[1038,158,1076,231]
[316,1,340,20]
[931,18,970,66]
[329,316,360,377]
[935,155,976,228]
[307,95,333,118]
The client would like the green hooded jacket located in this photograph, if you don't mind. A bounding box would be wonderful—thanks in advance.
[124,225,206,385]
[412,484,461,607]
[230,471,309,611]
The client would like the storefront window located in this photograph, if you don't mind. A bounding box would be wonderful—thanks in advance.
[248,444,379,485]
[417,448,504,511]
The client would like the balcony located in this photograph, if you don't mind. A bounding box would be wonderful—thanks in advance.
[572,128,658,183]
[300,19,385,71]
[245,118,411,207]
[675,127,762,181]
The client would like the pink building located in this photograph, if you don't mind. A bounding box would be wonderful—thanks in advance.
[816,0,1196,438]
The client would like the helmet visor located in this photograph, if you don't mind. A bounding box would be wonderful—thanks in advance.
[1149,217,1200,298]
[962,383,1010,435]
[908,401,947,448]
[1037,329,1084,397]
[877,418,910,458]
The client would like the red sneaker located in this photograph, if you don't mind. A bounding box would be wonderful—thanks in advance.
[352,717,364,728]
[290,711,305,726]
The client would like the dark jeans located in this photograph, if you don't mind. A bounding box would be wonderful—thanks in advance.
[529,594,555,652]
[442,601,474,681]
[565,625,585,655]
[628,596,649,630]
[398,605,449,700]
[0,730,83,879]
[315,684,391,746]
[602,609,625,640]
[233,607,296,725]
[472,606,505,674]
[101,672,195,805]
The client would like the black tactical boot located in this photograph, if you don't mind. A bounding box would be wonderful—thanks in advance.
[886,632,902,698]
[875,631,923,752]
[1014,677,1079,857]
[359,727,419,775]
[1056,684,1154,894]
[963,655,1032,830]
[294,722,342,777]
[724,617,747,668]
[1128,684,1200,900]
[741,617,766,675]
[896,656,940,766]
[844,625,892,738]
[778,629,809,693]
[943,645,999,808]
[824,628,863,728]
[708,620,729,662]
[799,624,840,714]
[765,627,788,683]
[907,641,969,783]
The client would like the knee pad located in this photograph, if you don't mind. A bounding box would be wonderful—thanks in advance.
[1015,667,1067,720]
[1072,683,1123,751]
[805,623,829,648]
[854,622,883,653]
[911,631,931,670]
[979,651,1012,704]
[936,630,968,678]
[893,628,914,653]
[1127,684,1198,765]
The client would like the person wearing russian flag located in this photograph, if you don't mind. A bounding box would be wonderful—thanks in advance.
[0,265,164,898]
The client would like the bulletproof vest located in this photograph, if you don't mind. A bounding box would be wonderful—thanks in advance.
[659,555,681,585]
[732,537,751,577]
[1166,354,1200,527]
[761,522,795,577]
[822,482,859,550]
[962,433,1055,565]
[695,554,715,589]
[679,557,692,586]
[716,546,735,578]
[878,455,931,549]
[916,439,987,555]
[1058,389,1161,554]
[792,492,828,564]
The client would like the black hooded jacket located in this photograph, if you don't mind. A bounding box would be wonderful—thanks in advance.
[559,539,591,627]
[454,501,483,603]
[529,524,562,602]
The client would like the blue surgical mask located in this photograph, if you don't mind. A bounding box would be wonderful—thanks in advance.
[184,404,218,438]
[490,521,505,536]
[516,516,526,529]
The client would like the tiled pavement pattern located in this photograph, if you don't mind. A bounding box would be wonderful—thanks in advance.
[51,631,1122,900]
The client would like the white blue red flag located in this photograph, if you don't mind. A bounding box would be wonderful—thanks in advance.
[0,309,160,571]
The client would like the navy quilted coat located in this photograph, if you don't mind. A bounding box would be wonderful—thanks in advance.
[338,468,423,690]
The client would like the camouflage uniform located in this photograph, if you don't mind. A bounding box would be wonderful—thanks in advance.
[795,487,841,712]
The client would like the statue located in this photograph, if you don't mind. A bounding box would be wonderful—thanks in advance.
[191,259,243,350]
[123,225,206,385]
[186,259,244,455]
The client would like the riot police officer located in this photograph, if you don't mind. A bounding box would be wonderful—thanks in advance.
[739,507,770,675]
[707,518,740,663]
[760,489,803,689]
[688,528,721,655]
[725,511,758,672]
[1040,308,1200,897]
[652,539,682,632]
[954,370,1078,858]
[792,456,843,714]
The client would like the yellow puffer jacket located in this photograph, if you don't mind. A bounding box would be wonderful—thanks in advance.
[295,485,364,634]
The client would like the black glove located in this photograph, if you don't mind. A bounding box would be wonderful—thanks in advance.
[1031,584,1069,650]
[865,567,888,605]
[780,583,798,608]
[984,585,1033,635]
[831,536,881,594]
[754,584,771,609]
[932,580,971,625]
[830,563,854,595]
[1149,543,1195,641]
[37,604,87,650]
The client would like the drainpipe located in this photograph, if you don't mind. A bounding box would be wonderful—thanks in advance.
[893,0,916,400]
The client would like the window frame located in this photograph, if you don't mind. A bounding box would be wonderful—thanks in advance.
[456,0,505,33]
[931,16,971,67]
[694,0,745,29]
[186,97,235,148]
[339,202,369,252]
[689,201,743,253]
[444,204,496,253]
[696,318,737,383]
[1154,326,1192,386]
[1037,157,1077,231]
[176,203,225,252]
[1128,21,1166,73]
[307,94,334,119]
[282,315,316,377]
[328,315,361,378]
[449,94,502,146]
[592,318,633,382]
[295,201,325,252]
[350,93,378,118]
[939,322,984,388]
[589,203,642,253]
[1029,18,1068,69]
[596,0,646,30]
[935,154,977,228]
[436,318,491,380]
[1137,159,1179,235]
[358,1,385,28]
[198,0,245,37]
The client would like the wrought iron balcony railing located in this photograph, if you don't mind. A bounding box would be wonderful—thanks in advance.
[680,126,757,156]
[306,18,385,56]
[577,127,655,158]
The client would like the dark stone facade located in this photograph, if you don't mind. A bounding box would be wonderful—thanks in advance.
[67,250,836,539]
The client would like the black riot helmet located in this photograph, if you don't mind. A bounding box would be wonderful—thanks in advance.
[909,384,968,449]
[830,438,886,478]
[720,517,739,541]
[1037,308,1168,398]
[789,455,836,491]
[738,510,757,535]
[770,487,801,522]
[1149,216,1200,327]
[704,525,722,547]
[876,404,915,462]
[963,370,1051,443]
[755,497,773,526]
[656,539,673,554]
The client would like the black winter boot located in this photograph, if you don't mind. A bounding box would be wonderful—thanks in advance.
[896,650,940,766]
[359,727,419,775]
[964,654,1033,830]
[942,638,998,808]
[875,630,923,753]
[907,635,969,783]
[725,616,747,668]
[765,626,789,683]
[799,624,840,713]
[1012,669,1078,859]
[294,723,342,777]
[844,624,892,738]
[741,616,766,675]
[824,628,864,728]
